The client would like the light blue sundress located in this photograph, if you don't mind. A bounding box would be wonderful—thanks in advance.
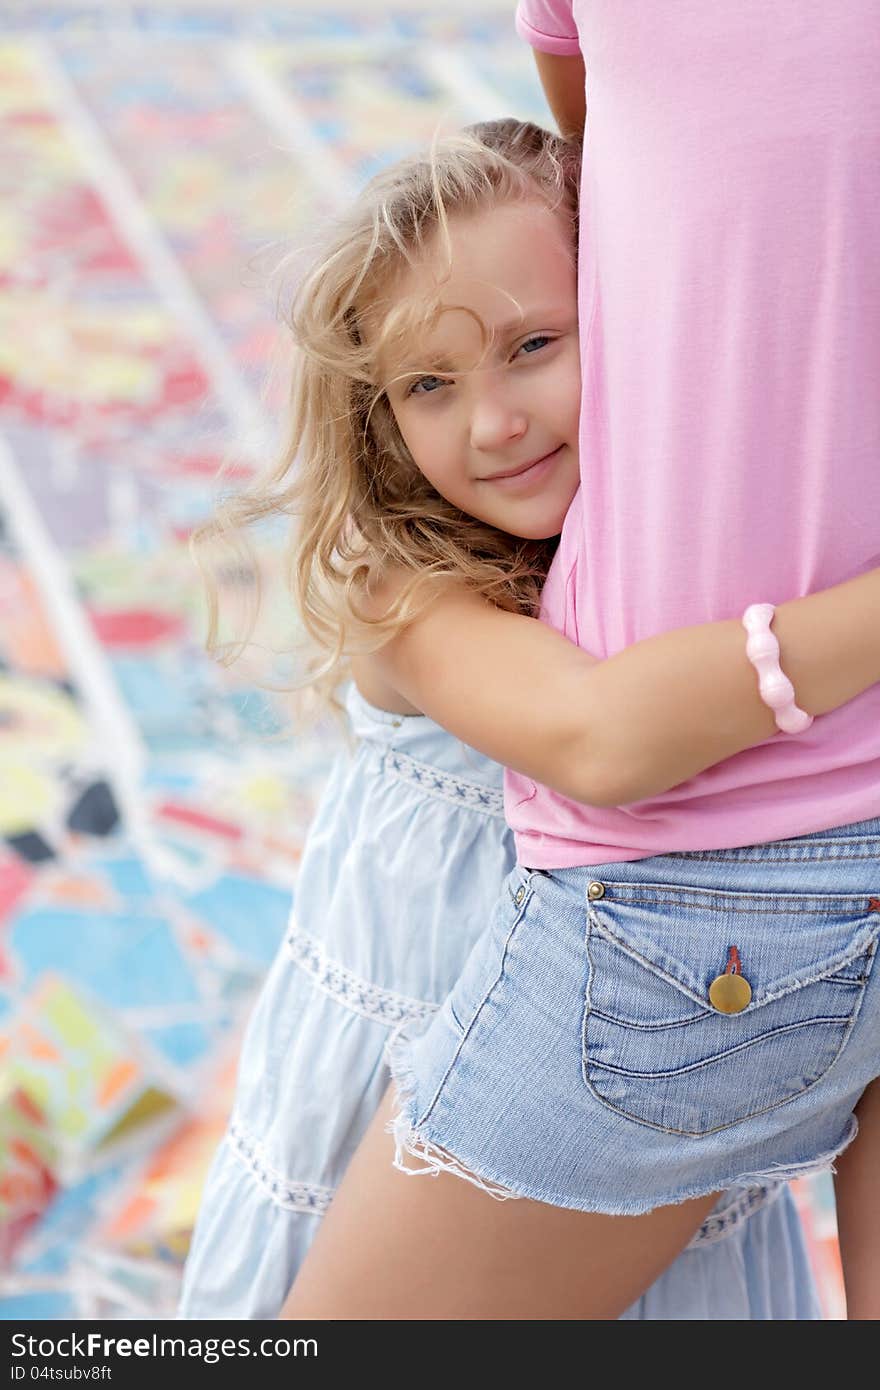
[178,682,821,1319]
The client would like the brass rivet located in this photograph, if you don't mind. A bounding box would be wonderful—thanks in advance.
[709,973,752,1014]
[587,881,605,901]
[514,886,525,905]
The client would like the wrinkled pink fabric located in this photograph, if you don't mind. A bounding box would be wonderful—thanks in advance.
[509,0,880,866]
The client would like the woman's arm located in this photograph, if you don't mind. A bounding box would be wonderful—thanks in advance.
[832,1079,880,1319]
[367,566,880,807]
[533,51,586,140]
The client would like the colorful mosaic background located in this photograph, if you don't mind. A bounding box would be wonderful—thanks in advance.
[0,3,845,1319]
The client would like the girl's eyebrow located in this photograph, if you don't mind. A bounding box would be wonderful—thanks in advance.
[408,311,569,364]
[489,313,544,338]
[456,307,570,342]
[383,304,574,385]
[386,357,456,384]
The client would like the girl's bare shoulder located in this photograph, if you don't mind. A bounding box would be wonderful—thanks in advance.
[352,562,467,715]
[349,652,422,716]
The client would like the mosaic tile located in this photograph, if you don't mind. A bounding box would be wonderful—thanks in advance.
[0,3,844,1320]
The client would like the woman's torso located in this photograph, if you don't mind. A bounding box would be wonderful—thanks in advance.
[508,1,880,867]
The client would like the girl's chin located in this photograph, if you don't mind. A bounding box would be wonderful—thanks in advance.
[499,504,571,541]
[521,525,565,540]
[463,492,573,540]
[498,524,565,541]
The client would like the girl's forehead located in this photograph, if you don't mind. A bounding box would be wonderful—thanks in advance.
[417,199,572,297]
[366,199,575,372]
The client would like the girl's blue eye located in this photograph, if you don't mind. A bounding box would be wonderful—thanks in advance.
[409,375,448,396]
[520,335,551,355]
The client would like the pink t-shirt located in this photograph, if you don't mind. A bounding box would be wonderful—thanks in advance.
[509,0,880,867]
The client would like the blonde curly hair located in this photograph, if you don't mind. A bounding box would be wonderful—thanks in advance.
[193,117,581,722]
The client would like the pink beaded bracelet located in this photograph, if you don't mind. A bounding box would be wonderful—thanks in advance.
[742,603,813,735]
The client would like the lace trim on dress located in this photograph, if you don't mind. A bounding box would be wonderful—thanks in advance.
[286,922,439,1026]
[377,746,507,819]
[685,1180,784,1249]
[227,1122,335,1216]
[228,1114,781,1247]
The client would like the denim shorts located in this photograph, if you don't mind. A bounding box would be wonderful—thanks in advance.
[385,814,880,1214]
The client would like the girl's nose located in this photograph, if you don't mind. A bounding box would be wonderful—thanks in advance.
[469,381,528,452]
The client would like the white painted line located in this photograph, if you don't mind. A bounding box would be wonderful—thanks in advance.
[0,434,154,860]
[121,1000,252,1027]
[30,36,271,463]
[420,45,515,125]
[226,40,356,206]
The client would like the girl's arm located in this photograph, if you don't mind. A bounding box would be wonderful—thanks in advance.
[366,566,880,807]
[832,1080,880,1319]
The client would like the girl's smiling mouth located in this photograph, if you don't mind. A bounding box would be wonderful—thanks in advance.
[479,444,565,488]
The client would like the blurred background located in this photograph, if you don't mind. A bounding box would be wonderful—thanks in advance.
[0,0,845,1318]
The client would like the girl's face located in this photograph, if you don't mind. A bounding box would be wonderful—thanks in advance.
[378,199,581,540]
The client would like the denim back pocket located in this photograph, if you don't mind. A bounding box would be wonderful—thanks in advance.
[582,882,880,1136]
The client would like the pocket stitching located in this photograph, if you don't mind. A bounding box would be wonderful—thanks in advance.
[590,906,878,1010]
[596,881,878,911]
[589,1006,714,1032]
[589,1011,864,1081]
[418,876,534,1127]
[582,990,867,1137]
[588,908,712,1012]
[581,913,878,1136]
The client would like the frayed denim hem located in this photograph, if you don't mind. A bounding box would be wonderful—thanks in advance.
[383,1019,522,1201]
[383,1019,860,1232]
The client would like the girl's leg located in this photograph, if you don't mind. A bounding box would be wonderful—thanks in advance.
[280,1084,721,1321]
[833,1079,880,1319]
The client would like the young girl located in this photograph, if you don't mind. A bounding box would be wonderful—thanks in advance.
[276,3,880,1322]
[179,120,880,1321]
